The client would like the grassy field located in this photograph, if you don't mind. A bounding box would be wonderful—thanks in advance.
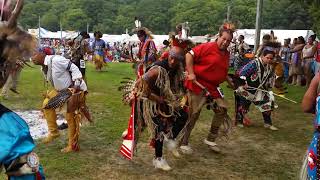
[0,63,313,179]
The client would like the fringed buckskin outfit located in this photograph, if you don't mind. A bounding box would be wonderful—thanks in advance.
[41,55,89,153]
[136,59,187,159]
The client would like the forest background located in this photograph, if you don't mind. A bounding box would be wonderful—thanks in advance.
[20,0,320,35]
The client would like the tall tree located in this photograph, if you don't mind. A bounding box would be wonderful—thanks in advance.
[63,8,91,31]
[229,0,256,29]
[171,0,226,35]
[19,0,319,35]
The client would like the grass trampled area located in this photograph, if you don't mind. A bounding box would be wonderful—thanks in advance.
[0,63,313,179]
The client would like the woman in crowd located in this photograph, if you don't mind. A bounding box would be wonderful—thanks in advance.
[290,36,305,86]
[302,34,317,87]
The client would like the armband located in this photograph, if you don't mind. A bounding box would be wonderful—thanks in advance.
[189,50,195,56]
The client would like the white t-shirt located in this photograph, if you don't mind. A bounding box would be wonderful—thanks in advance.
[44,55,87,91]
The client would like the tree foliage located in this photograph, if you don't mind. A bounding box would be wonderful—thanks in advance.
[19,0,319,35]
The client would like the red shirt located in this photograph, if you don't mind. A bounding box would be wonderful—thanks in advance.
[185,42,229,98]
[316,42,320,63]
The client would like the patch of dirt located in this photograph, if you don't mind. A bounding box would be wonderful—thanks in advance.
[15,110,66,139]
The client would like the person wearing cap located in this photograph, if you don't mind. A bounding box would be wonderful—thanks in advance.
[180,23,235,154]
[31,48,89,153]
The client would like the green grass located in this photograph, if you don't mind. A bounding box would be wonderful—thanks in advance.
[0,63,313,179]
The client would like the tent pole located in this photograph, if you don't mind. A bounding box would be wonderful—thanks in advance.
[254,0,263,53]
[38,15,41,47]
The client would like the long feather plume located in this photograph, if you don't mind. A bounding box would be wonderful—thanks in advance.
[0,0,36,87]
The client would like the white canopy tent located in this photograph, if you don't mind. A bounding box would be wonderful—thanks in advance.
[152,35,169,47]
[28,27,50,38]
[116,34,169,48]
[28,27,79,39]
[190,36,209,44]
[101,34,131,45]
[28,28,317,48]
[235,29,317,45]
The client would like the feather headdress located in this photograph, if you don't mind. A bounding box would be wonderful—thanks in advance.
[219,22,236,35]
[0,0,36,87]
[134,27,154,39]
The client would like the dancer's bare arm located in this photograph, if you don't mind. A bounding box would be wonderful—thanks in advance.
[185,52,196,81]
[302,74,320,113]
[139,69,163,103]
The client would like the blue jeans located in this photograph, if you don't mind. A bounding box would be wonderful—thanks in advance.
[314,61,320,74]
[283,62,289,82]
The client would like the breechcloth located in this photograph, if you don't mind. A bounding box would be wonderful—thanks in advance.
[93,54,104,70]
[42,89,85,151]
[181,91,228,145]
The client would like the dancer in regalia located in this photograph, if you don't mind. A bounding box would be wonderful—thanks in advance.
[32,47,91,153]
[300,73,320,179]
[120,47,187,171]
[234,48,278,130]
[0,0,45,179]
[135,27,157,77]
